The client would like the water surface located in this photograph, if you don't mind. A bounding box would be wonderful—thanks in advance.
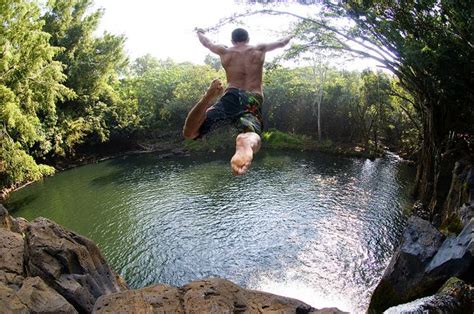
[7,150,415,313]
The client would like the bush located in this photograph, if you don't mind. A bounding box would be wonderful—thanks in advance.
[183,126,236,152]
[0,137,55,188]
[262,129,311,149]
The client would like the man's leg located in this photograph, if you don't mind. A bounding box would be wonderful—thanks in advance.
[230,132,261,176]
[183,79,223,140]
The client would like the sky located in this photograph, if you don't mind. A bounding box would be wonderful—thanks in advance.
[93,0,297,63]
[92,0,381,70]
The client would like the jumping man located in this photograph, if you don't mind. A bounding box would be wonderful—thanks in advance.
[183,28,292,175]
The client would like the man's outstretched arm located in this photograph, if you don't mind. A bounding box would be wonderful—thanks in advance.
[256,35,293,52]
[196,28,227,55]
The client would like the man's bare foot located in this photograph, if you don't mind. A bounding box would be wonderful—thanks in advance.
[231,146,253,176]
[203,79,224,104]
[230,132,261,176]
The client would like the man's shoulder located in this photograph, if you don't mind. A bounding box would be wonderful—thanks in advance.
[234,45,265,55]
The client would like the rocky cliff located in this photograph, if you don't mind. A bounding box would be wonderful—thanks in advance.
[367,214,473,312]
[0,204,345,313]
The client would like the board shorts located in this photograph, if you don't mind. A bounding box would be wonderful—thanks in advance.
[197,88,264,138]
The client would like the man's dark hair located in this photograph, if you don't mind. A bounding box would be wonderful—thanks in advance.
[231,28,249,43]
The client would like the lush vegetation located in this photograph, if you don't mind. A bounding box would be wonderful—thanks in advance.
[0,0,413,190]
[1,0,136,188]
[2,0,472,225]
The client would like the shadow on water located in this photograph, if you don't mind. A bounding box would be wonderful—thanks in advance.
[6,149,416,313]
[5,194,39,213]
[89,170,126,187]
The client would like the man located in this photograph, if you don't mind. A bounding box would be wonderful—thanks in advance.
[183,28,292,175]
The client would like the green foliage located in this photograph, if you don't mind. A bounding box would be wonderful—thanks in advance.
[183,127,236,152]
[127,56,225,132]
[338,0,474,204]
[0,0,71,187]
[262,129,311,149]
[1,0,138,189]
[0,136,55,187]
[42,0,137,155]
[440,214,463,236]
[263,65,418,152]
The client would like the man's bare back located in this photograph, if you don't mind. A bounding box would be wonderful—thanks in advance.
[219,45,265,94]
[196,28,291,94]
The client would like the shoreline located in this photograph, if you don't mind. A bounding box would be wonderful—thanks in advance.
[1,135,413,201]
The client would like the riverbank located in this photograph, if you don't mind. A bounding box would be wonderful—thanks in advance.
[0,136,186,201]
[1,130,411,201]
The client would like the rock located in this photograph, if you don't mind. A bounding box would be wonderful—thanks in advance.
[384,277,473,314]
[0,270,25,290]
[181,278,316,313]
[0,204,14,231]
[17,276,78,313]
[0,228,25,277]
[460,202,474,226]
[93,284,183,313]
[426,218,474,282]
[0,282,28,313]
[94,278,346,314]
[368,216,445,312]
[0,205,27,234]
[13,217,29,235]
[25,217,128,313]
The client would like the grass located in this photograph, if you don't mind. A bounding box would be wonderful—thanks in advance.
[183,128,381,160]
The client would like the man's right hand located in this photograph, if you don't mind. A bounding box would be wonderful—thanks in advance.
[195,27,205,34]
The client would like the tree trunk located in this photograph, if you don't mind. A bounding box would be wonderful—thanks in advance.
[413,103,454,225]
[413,106,436,205]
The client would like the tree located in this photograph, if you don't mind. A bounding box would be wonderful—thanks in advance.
[127,57,224,132]
[241,0,474,220]
[358,70,392,151]
[339,0,474,218]
[204,54,222,71]
[310,60,328,141]
[42,0,137,155]
[0,0,72,186]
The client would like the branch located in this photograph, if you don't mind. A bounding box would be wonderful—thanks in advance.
[358,20,400,60]
[216,9,396,64]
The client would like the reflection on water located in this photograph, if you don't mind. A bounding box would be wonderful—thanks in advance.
[7,150,415,313]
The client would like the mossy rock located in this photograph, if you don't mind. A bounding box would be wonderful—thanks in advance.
[367,279,402,313]
[440,213,463,235]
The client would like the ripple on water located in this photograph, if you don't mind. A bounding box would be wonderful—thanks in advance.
[7,150,415,313]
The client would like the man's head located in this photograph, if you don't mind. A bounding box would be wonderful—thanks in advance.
[231,28,249,44]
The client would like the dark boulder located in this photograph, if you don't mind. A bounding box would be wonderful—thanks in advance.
[426,218,473,282]
[460,202,474,226]
[0,228,25,290]
[24,217,128,313]
[384,277,473,314]
[369,216,474,312]
[368,216,445,312]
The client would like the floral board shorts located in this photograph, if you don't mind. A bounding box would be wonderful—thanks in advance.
[197,88,264,138]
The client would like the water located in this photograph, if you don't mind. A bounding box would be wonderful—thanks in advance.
[6,150,415,313]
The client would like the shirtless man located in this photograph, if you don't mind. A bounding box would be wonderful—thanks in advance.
[183,28,292,175]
